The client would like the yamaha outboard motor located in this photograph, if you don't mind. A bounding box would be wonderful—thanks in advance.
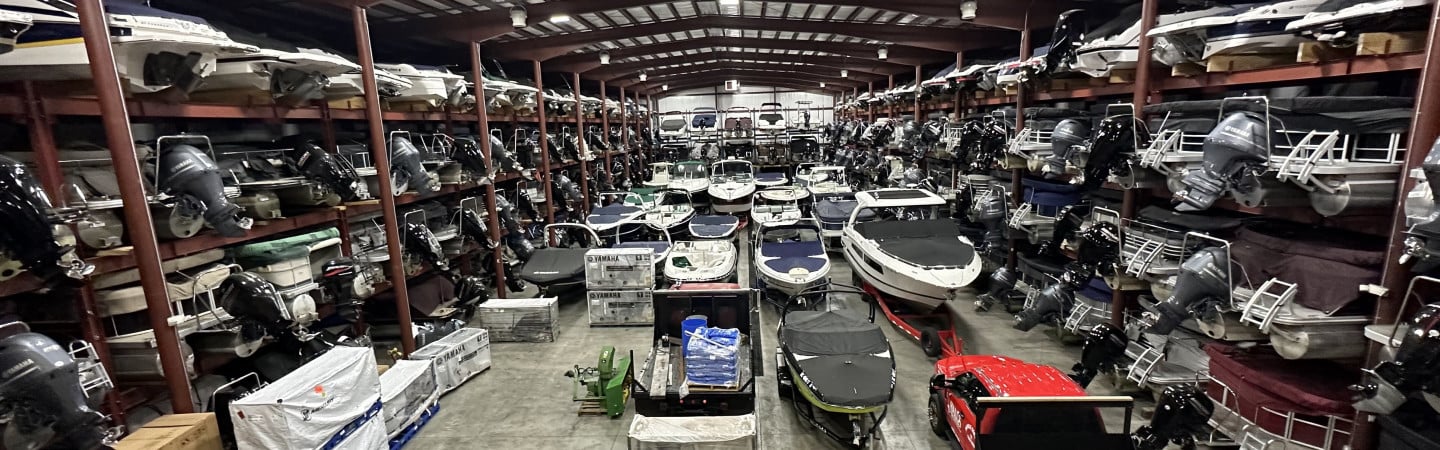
[974,189,1009,251]
[0,155,91,280]
[975,267,1018,312]
[1016,223,1119,332]
[451,137,491,180]
[279,137,365,202]
[319,258,364,321]
[1045,9,1087,74]
[490,133,522,174]
[1014,281,1076,331]
[1353,303,1440,414]
[1069,322,1128,388]
[403,221,448,272]
[1039,203,1093,258]
[158,143,252,237]
[1081,116,1149,192]
[458,208,497,250]
[389,135,436,195]
[1043,118,1091,178]
[0,330,111,450]
[1148,247,1233,335]
[1175,112,1271,211]
[218,272,293,344]
[1133,385,1216,450]
[1402,137,1440,272]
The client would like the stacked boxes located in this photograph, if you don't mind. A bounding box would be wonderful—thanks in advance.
[407,327,492,393]
[379,359,440,438]
[585,248,656,326]
[478,298,560,342]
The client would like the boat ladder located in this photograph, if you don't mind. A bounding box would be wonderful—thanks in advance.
[1062,300,1100,333]
[1126,344,1164,387]
[1238,279,1299,334]
[1238,432,1277,450]
[1274,130,1342,191]
[71,340,115,396]
[1006,127,1036,155]
[1137,129,1182,171]
[1125,239,1165,277]
[1007,202,1034,229]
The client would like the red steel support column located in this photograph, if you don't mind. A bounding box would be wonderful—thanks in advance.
[574,72,588,216]
[1008,18,1032,270]
[601,81,612,168]
[866,82,874,122]
[1112,0,1160,327]
[471,43,508,298]
[913,65,921,120]
[76,0,192,412]
[635,90,645,164]
[620,86,630,181]
[353,5,415,355]
[954,52,964,118]
[534,60,555,224]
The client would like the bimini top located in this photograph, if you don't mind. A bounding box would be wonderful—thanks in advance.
[855,189,946,208]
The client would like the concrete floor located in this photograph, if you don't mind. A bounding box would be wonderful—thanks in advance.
[407,233,1153,449]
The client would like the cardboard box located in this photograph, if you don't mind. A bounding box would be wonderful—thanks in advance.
[114,413,221,450]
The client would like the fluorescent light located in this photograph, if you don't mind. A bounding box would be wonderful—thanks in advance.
[877,46,888,60]
[841,69,848,78]
[960,1,978,20]
[510,7,526,27]
[639,72,648,82]
[819,82,826,88]
[550,14,570,23]
[662,84,669,91]
[599,51,610,65]
[719,0,740,6]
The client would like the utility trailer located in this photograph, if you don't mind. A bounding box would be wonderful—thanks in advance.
[633,285,762,416]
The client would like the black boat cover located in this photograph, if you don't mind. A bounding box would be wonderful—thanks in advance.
[518,248,589,284]
[782,310,894,408]
[1136,205,1247,233]
[814,199,876,223]
[853,220,975,268]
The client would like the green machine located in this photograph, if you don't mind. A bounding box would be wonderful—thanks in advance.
[565,346,634,418]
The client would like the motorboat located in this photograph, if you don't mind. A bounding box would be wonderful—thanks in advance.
[754,219,831,298]
[656,111,690,147]
[0,0,259,94]
[644,188,695,237]
[841,189,982,312]
[0,9,31,54]
[796,165,852,196]
[752,186,808,225]
[613,222,673,274]
[373,63,467,107]
[755,172,789,188]
[756,102,788,134]
[517,224,602,296]
[1286,0,1434,44]
[1071,5,1226,77]
[195,23,359,105]
[664,240,737,284]
[1148,0,1325,63]
[666,160,709,206]
[776,287,892,448]
[587,192,647,244]
[720,107,756,157]
[707,159,757,215]
[688,215,740,240]
[813,192,876,247]
[643,162,674,188]
[325,59,410,99]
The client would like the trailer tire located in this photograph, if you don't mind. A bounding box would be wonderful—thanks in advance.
[920,327,943,357]
[928,392,949,438]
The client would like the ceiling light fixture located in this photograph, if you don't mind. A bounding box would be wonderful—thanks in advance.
[510,7,527,27]
[599,51,610,65]
[960,0,978,20]
[639,72,648,82]
[719,0,740,6]
[841,69,849,78]
[819,82,826,88]
[662,84,669,91]
[877,46,888,60]
[550,14,570,23]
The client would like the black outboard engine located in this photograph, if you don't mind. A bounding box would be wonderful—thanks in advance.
[1352,303,1440,414]
[1043,118,1091,178]
[389,135,436,195]
[975,267,1018,312]
[218,272,293,343]
[1014,281,1077,331]
[1081,116,1149,192]
[158,143,252,237]
[1175,112,1271,211]
[319,258,364,321]
[0,155,91,280]
[279,137,365,202]
[0,330,111,450]
[402,221,448,272]
[1038,203,1093,257]
[1045,9,1087,74]
[1133,385,1215,450]
[1069,322,1128,388]
[490,134,522,174]
[1015,223,1119,332]
[974,190,1009,251]
[458,208,497,250]
[1148,247,1233,335]
[451,137,491,180]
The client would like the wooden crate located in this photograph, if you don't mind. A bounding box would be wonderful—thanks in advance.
[328,96,366,109]
[1296,41,1349,63]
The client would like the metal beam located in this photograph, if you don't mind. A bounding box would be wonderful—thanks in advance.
[470,42,508,298]
[645,75,844,95]
[548,36,948,72]
[614,64,866,88]
[590,52,903,82]
[636,71,859,90]
[375,0,661,41]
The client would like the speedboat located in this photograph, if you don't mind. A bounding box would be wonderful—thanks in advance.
[666,160,710,207]
[664,240,738,284]
[197,24,360,105]
[755,219,831,298]
[813,192,875,248]
[643,162,674,188]
[776,287,893,448]
[325,58,410,99]
[517,224,602,296]
[755,172,789,188]
[374,63,467,107]
[1148,0,1324,63]
[707,159,756,215]
[840,189,982,312]
[614,223,673,274]
[756,102,788,134]
[586,192,647,244]
[644,188,695,237]
[0,0,259,94]
[688,215,740,240]
[1286,0,1434,44]
[1072,5,1227,77]
[0,9,31,54]
[796,165,852,196]
[657,112,690,147]
[752,186,808,225]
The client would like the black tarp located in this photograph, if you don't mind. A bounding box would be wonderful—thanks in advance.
[519,248,589,284]
[782,311,894,408]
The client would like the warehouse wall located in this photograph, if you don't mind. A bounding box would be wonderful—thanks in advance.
[655,85,835,125]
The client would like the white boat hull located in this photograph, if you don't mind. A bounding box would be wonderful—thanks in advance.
[665,241,737,283]
[708,183,755,214]
[2,34,249,94]
[840,234,977,312]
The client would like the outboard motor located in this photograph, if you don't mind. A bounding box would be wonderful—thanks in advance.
[1133,385,1216,450]
[451,137,491,180]
[1015,223,1119,332]
[0,155,91,280]
[1402,137,1440,272]
[974,190,1009,251]
[1014,281,1077,331]
[279,137,365,202]
[158,143,252,237]
[402,221,448,272]
[490,133,522,174]
[0,330,112,450]
[217,272,294,346]
[1080,116,1148,192]
[389,135,436,195]
[1148,247,1233,335]
[1038,203,1093,258]
[1043,118,1090,178]
[975,267,1018,312]
[1045,9,1088,74]
[458,208,497,249]
[1352,303,1440,414]
[1069,322,1128,387]
[1175,112,1271,211]
[319,258,365,321]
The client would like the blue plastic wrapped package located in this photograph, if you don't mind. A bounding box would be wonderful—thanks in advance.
[684,327,740,387]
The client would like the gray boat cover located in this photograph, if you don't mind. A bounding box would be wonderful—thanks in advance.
[782,310,894,408]
[853,220,975,268]
[815,199,877,223]
[519,248,589,284]
[231,228,339,266]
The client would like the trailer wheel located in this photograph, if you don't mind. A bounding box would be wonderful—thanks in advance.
[920,327,943,357]
[928,392,949,438]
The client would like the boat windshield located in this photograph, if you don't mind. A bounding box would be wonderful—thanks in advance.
[712,161,753,181]
[761,226,820,243]
[673,163,706,179]
[758,113,784,124]
[660,119,686,131]
[658,191,689,206]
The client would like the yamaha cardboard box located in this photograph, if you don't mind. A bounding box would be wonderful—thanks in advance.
[407,327,492,394]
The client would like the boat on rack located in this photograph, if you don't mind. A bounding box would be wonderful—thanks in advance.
[197,23,359,105]
[644,188,695,238]
[751,186,809,225]
[1148,0,1326,63]
[326,59,410,99]
[754,219,831,298]
[374,63,467,107]
[841,189,982,312]
[708,159,757,215]
[1287,0,1434,44]
[517,224,601,296]
[664,240,738,284]
[1070,5,1224,77]
[0,9,30,54]
[0,0,260,95]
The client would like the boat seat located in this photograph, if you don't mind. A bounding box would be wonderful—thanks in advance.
[782,310,893,408]
[518,248,589,284]
[587,204,643,226]
[759,241,827,273]
[690,215,739,237]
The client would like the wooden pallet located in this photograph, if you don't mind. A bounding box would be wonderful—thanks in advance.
[1205,52,1294,73]
[576,399,608,416]
[1358,31,1427,56]
[1107,69,1136,84]
[329,96,366,109]
[385,100,443,112]
[1170,62,1205,78]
